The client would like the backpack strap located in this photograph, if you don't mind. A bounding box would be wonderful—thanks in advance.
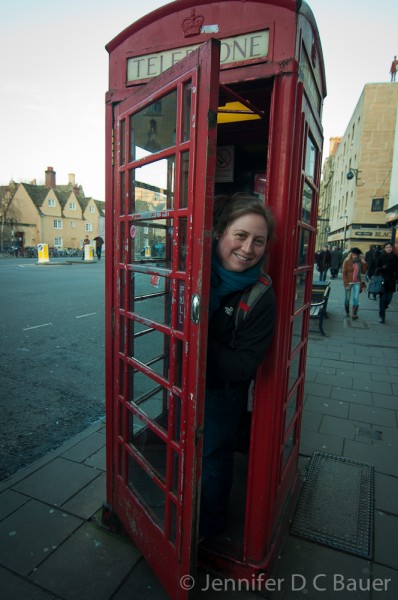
[234,273,272,330]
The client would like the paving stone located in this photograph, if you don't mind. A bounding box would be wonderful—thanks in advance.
[60,431,106,463]
[331,387,372,405]
[28,522,141,600]
[84,445,106,470]
[13,458,100,506]
[300,410,322,433]
[0,489,29,521]
[303,382,332,399]
[348,404,396,428]
[319,415,357,439]
[374,512,398,570]
[0,499,82,576]
[304,396,349,418]
[372,393,398,411]
[344,440,398,476]
[299,431,344,457]
[61,472,106,519]
[0,565,56,600]
[375,473,398,515]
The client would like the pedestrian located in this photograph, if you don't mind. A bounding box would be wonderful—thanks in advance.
[82,234,90,260]
[200,193,276,539]
[342,247,367,319]
[390,56,398,82]
[330,246,341,279]
[375,242,398,324]
[365,246,381,299]
[316,245,331,281]
[93,235,104,260]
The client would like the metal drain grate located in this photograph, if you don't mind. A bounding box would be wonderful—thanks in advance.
[291,452,374,559]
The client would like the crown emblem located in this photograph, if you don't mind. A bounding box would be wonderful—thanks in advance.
[182,9,204,38]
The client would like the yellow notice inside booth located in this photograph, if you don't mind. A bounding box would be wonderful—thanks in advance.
[37,243,49,264]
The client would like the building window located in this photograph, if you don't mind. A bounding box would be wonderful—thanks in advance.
[371,198,384,212]
[54,237,63,247]
[54,219,62,229]
[71,221,76,228]
[89,205,95,213]
[48,198,55,207]
[85,223,92,232]
[70,202,76,210]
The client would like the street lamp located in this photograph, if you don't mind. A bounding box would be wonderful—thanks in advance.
[346,168,361,186]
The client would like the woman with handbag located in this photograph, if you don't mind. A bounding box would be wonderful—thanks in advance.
[375,242,398,323]
[342,248,367,320]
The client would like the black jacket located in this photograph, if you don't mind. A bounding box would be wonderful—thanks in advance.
[376,251,398,293]
[206,284,276,390]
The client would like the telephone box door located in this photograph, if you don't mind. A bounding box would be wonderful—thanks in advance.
[108,39,220,599]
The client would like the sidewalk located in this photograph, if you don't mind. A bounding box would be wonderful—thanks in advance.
[1,277,397,599]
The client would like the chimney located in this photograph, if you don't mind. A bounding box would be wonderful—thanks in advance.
[68,173,76,186]
[45,166,56,188]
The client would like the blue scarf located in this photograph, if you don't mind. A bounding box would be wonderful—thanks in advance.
[209,242,262,317]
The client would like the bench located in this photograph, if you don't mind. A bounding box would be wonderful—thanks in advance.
[309,282,331,336]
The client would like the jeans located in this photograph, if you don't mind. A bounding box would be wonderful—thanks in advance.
[200,384,248,537]
[344,283,360,307]
[319,269,328,281]
[380,291,393,313]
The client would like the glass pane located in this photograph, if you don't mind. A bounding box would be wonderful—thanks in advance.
[129,91,177,160]
[128,368,168,421]
[129,413,168,480]
[120,119,126,166]
[178,217,188,271]
[128,327,170,379]
[119,268,126,309]
[285,387,298,435]
[171,449,179,495]
[120,170,126,216]
[129,162,173,215]
[294,272,307,310]
[288,350,301,393]
[129,274,172,326]
[305,135,316,178]
[182,81,192,142]
[298,228,311,267]
[302,183,312,224]
[172,394,181,442]
[174,339,184,389]
[291,312,304,353]
[129,219,173,269]
[179,152,190,209]
[127,453,165,529]
[282,424,296,471]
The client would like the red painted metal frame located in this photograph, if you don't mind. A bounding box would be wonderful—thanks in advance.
[106,39,220,600]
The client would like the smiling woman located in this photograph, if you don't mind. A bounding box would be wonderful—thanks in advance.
[201,193,277,538]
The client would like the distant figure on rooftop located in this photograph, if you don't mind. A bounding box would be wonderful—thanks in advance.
[390,56,398,82]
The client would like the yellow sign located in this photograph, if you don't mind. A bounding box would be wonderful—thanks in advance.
[127,30,269,82]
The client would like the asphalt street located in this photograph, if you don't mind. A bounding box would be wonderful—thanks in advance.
[0,257,105,480]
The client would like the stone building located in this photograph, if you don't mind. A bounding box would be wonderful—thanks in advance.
[320,83,398,254]
[0,167,105,254]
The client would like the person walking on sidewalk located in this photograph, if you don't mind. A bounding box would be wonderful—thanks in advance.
[93,235,104,260]
[342,247,367,320]
[375,242,398,324]
[330,246,342,279]
[316,245,331,281]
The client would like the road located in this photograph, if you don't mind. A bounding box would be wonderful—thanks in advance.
[0,257,105,481]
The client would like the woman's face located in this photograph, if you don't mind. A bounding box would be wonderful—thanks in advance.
[216,213,268,272]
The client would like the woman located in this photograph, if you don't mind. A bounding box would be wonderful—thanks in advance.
[200,193,277,538]
[375,242,398,323]
[342,247,367,320]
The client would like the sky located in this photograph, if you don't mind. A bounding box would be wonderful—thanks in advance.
[1,0,397,200]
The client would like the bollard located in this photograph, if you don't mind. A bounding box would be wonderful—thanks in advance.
[37,243,50,263]
[84,244,94,261]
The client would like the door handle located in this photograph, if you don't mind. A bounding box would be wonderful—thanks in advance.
[191,293,200,324]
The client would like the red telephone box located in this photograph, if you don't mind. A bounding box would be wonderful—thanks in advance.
[104,1,326,598]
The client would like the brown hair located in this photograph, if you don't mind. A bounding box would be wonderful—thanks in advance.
[213,193,275,241]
